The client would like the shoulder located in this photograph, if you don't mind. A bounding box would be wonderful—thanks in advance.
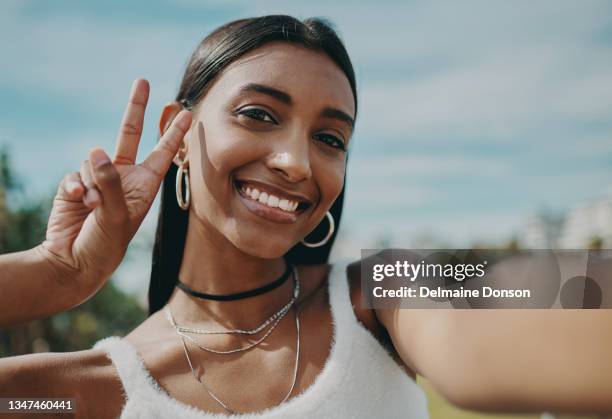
[345,258,417,378]
[0,348,124,419]
[345,259,382,334]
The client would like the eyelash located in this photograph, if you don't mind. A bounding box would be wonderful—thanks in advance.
[238,108,277,124]
[236,107,347,151]
[312,133,346,151]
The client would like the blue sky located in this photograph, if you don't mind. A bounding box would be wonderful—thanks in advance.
[1,0,611,254]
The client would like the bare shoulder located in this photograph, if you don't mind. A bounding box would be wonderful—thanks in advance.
[345,259,417,379]
[0,348,124,419]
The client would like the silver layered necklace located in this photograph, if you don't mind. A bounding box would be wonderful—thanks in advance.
[164,265,301,414]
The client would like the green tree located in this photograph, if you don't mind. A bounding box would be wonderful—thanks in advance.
[587,235,604,250]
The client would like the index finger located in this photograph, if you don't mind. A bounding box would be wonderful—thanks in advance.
[113,78,150,165]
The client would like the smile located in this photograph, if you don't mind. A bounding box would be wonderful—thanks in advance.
[233,179,311,224]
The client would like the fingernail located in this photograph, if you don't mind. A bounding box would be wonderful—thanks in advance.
[67,181,82,192]
[91,148,110,169]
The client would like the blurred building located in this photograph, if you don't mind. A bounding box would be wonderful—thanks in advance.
[521,211,564,248]
[558,195,612,248]
[520,195,612,249]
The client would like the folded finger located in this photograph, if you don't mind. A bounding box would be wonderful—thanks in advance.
[80,160,101,208]
[65,172,85,198]
[89,147,129,229]
[114,79,150,165]
[57,172,85,201]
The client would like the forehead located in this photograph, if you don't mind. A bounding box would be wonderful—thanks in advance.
[205,42,355,117]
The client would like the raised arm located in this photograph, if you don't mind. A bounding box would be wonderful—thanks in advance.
[0,79,192,328]
[377,307,612,415]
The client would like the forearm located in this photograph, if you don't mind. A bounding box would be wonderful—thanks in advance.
[400,309,612,414]
[0,245,83,328]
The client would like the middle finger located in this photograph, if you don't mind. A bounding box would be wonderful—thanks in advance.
[113,78,150,165]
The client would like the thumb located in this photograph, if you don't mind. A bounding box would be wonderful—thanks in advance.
[89,147,129,229]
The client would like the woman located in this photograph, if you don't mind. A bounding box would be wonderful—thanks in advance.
[1,15,611,419]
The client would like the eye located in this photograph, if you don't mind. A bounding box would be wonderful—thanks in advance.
[236,107,277,124]
[313,133,347,151]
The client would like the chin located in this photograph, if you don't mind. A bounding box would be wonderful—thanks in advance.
[231,233,296,260]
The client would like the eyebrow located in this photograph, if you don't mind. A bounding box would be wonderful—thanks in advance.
[239,83,292,105]
[320,107,354,129]
[238,82,355,129]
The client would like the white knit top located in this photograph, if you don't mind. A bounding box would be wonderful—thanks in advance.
[93,260,430,418]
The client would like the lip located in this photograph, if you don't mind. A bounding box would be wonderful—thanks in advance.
[233,180,307,224]
[233,178,314,206]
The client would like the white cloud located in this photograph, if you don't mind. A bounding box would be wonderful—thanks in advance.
[339,208,528,250]
[248,0,612,65]
[348,154,513,178]
[0,7,212,114]
[358,44,612,140]
[342,154,514,215]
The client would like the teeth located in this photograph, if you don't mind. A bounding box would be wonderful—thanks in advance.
[267,195,279,207]
[239,184,301,213]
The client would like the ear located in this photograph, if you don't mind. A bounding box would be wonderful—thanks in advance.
[159,101,189,167]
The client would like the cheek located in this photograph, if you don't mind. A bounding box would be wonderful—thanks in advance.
[198,115,258,176]
[185,120,244,216]
[315,158,346,205]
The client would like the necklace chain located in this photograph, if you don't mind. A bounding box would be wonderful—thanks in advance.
[172,265,299,336]
[165,265,301,414]
[174,305,288,355]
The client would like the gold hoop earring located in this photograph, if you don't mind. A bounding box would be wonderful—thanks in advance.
[301,211,335,248]
[175,163,190,210]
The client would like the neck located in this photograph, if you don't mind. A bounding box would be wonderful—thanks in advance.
[166,216,294,330]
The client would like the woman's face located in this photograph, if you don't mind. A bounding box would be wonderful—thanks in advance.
[181,42,355,258]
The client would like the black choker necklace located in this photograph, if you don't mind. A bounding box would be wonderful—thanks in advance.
[176,263,293,301]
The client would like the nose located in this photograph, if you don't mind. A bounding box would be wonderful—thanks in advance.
[265,133,312,182]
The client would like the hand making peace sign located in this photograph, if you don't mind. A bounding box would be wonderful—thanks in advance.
[40,79,192,299]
